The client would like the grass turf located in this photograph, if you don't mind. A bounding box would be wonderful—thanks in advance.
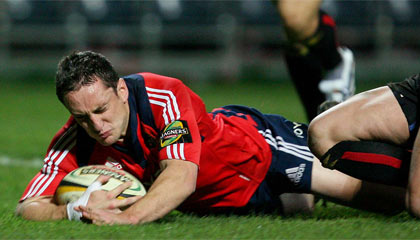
[1,77,415,239]
[1,164,418,239]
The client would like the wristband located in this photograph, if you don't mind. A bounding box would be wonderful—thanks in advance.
[66,181,102,221]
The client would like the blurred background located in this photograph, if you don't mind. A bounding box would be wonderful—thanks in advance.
[2,0,420,159]
[1,0,420,83]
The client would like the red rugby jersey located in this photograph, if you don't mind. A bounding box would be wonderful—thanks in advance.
[20,73,272,210]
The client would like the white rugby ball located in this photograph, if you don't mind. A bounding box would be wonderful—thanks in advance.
[55,165,147,205]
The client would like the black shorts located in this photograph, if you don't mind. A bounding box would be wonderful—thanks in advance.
[245,112,313,213]
[388,74,420,147]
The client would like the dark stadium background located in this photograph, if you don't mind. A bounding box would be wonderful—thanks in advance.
[1,0,420,84]
[3,1,420,238]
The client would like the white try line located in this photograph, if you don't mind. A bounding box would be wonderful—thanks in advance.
[0,156,43,168]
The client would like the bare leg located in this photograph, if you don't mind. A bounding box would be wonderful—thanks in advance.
[276,0,353,120]
[277,0,322,42]
[308,86,409,158]
[311,156,406,214]
[280,193,314,215]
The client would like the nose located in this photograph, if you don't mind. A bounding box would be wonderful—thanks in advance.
[88,115,103,133]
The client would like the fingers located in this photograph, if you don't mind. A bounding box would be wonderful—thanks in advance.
[78,205,92,220]
[108,181,133,198]
[78,206,115,226]
[79,206,102,221]
[108,195,143,209]
[95,175,112,184]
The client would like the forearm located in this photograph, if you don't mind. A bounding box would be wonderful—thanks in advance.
[123,160,197,224]
[16,196,67,221]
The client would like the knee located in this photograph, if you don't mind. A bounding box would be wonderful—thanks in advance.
[308,116,330,158]
[283,15,315,39]
[278,4,319,40]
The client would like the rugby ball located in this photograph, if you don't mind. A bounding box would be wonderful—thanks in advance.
[55,165,146,205]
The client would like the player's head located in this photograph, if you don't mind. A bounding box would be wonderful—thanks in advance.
[55,51,130,146]
[55,51,119,103]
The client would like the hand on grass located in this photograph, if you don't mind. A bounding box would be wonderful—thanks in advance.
[78,206,138,225]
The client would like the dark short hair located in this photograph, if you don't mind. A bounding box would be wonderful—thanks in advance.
[55,51,119,103]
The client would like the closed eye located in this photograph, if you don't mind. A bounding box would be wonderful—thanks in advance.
[93,106,107,114]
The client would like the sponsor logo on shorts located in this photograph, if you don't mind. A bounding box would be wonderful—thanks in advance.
[292,122,304,139]
[160,120,192,148]
[285,163,306,184]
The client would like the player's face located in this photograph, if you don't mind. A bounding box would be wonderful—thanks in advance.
[63,77,130,146]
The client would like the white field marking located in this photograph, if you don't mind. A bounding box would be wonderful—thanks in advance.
[0,156,43,168]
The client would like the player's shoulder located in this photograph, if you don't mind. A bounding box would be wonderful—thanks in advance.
[55,116,77,137]
[138,72,184,88]
[47,116,78,151]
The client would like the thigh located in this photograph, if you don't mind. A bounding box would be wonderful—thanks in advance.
[280,193,314,215]
[310,156,361,201]
[277,0,322,40]
[309,86,410,155]
[278,0,322,18]
[311,157,406,213]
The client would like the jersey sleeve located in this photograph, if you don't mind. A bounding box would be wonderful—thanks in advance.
[20,118,79,202]
[142,73,202,166]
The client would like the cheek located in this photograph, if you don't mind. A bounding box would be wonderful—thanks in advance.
[110,104,125,124]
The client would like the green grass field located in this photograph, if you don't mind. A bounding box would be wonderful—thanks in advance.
[1,77,418,239]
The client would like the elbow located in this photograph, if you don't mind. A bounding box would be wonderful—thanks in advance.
[182,172,197,200]
[184,162,198,197]
[14,196,64,221]
[186,181,196,198]
[15,203,25,218]
[15,201,38,220]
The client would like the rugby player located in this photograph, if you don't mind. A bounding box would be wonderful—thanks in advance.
[16,51,403,225]
[274,0,355,120]
[308,74,420,217]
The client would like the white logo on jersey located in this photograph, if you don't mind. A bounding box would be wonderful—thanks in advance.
[285,163,306,184]
[239,174,251,181]
[105,157,123,170]
[292,122,304,139]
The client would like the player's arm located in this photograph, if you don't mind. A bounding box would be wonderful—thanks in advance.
[17,177,140,221]
[16,196,67,221]
[79,158,198,225]
[16,117,77,221]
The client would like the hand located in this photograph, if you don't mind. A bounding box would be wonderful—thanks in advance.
[67,177,104,221]
[80,175,142,212]
[77,206,137,225]
[81,159,197,225]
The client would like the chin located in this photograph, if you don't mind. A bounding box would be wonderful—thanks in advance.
[98,137,117,146]
[100,141,113,147]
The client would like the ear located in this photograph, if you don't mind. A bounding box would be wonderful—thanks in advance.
[117,78,129,102]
